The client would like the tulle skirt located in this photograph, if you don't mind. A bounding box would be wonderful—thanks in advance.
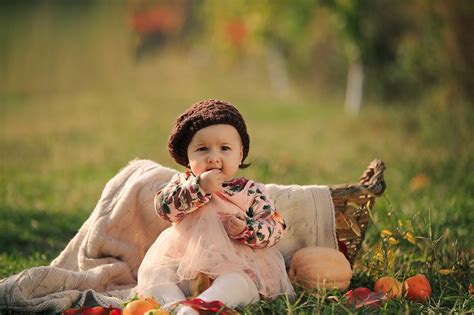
[137,205,294,299]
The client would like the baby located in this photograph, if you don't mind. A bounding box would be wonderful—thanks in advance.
[137,100,294,314]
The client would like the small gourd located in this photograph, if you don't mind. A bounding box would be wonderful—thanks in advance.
[288,246,352,290]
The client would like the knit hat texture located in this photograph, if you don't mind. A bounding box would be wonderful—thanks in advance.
[168,99,250,167]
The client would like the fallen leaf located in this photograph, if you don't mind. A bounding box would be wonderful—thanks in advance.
[387,237,399,245]
[410,174,430,191]
[404,231,417,245]
[82,306,109,315]
[62,307,89,315]
[344,287,387,309]
[326,295,340,303]
[180,298,236,314]
[438,269,453,275]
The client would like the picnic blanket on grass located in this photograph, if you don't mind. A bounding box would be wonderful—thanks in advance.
[0,159,337,313]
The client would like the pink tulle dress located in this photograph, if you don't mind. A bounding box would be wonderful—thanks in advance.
[137,172,294,299]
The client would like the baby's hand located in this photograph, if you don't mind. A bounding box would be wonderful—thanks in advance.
[199,169,225,194]
[225,212,247,237]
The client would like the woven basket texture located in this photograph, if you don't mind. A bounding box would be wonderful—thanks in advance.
[329,159,386,264]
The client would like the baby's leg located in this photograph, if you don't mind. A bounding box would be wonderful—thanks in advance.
[142,283,186,307]
[199,272,260,307]
[137,266,186,309]
[176,272,259,315]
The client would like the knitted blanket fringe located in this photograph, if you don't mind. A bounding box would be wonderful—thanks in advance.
[0,159,337,312]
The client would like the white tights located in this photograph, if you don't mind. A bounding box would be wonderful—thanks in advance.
[142,272,259,314]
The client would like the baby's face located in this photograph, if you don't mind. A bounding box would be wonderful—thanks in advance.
[187,124,243,180]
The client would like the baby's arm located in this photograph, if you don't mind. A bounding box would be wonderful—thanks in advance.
[155,172,210,223]
[199,169,225,194]
[230,183,287,249]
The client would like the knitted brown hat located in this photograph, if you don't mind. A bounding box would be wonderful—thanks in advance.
[168,99,250,167]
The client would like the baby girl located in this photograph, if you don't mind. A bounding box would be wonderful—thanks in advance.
[137,99,294,314]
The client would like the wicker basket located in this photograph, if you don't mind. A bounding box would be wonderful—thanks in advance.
[329,159,386,264]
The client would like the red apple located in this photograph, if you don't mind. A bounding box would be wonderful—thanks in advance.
[374,276,402,299]
[404,274,432,302]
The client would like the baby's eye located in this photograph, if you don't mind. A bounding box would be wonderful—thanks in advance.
[197,147,208,152]
[221,146,231,151]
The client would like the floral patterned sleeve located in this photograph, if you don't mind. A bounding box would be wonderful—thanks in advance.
[230,182,287,249]
[155,171,211,223]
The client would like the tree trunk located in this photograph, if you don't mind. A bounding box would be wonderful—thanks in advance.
[266,45,290,97]
[344,60,364,116]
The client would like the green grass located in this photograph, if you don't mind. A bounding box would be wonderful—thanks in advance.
[2,78,472,312]
[1,4,473,312]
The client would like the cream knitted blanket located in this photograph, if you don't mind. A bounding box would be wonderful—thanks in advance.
[0,160,337,313]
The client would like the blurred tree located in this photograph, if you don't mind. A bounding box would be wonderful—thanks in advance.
[8,0,467,106]
[367,0,474,105]
[256,0,316,97]
[323,0,369,116]
[437,1,474,104]
[320,0,414,114]
[128,0,197,61]
[197,0,317,97]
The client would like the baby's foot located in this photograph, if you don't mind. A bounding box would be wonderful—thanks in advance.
[174,305,199,315]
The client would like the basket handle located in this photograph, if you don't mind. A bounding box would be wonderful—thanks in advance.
[359,159,386,197]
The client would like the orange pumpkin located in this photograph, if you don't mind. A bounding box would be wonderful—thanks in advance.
[144,310,169,315]
[404,274,432,302]
[123,299,155,315]
[288,247,352,290]
[374,276,402,298]
[143,296,160,309]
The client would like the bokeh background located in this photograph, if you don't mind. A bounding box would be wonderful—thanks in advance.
[1,0,473,277]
